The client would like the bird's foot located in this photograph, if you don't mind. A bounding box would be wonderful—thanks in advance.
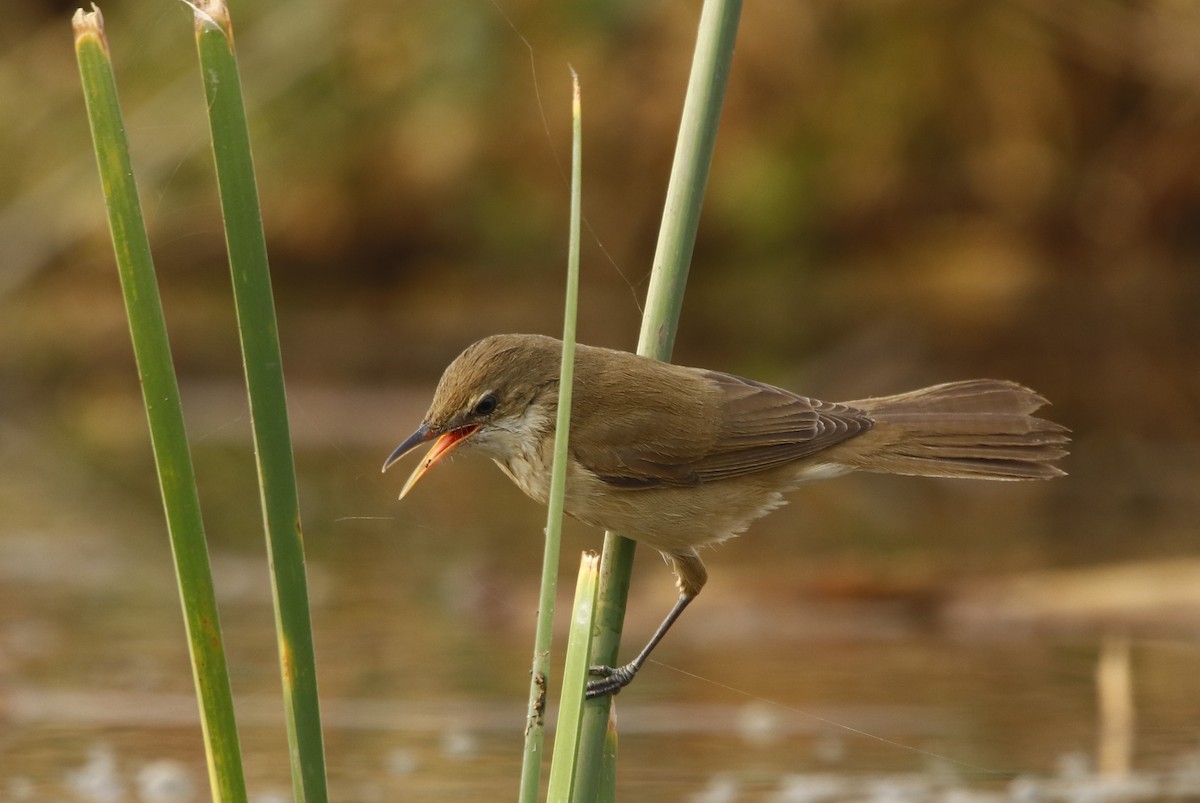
[585,662,639,699]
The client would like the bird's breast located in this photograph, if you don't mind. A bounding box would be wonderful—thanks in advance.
[495,447,554,506]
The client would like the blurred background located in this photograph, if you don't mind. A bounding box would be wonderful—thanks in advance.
[3,1,1199,800]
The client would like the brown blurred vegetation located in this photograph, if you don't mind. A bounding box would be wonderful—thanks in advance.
[2,0,1199,590]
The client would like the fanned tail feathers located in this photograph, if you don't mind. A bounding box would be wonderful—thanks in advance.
[846,379,1070,480]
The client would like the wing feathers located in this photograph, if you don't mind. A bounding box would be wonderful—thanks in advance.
[583,370,872,489]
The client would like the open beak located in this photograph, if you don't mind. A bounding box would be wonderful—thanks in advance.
[381,422,481,499]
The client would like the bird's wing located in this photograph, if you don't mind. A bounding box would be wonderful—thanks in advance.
[690,371,874,481]
[579,370,874,489]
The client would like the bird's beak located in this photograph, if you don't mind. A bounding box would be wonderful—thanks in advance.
[381,422,481,499]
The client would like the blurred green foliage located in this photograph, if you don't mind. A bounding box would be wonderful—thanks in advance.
[3,0,1199,569]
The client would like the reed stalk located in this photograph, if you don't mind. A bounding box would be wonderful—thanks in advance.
[191,2,327,799]
[73,7,247,801]
[545,553,601,801]
[574,1,743,795]
[517,70,584,802]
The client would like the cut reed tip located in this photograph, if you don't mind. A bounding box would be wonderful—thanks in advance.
[72,4,107,50]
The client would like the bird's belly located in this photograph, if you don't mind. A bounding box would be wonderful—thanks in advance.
[496,455,842,555]
[559,469,803,555]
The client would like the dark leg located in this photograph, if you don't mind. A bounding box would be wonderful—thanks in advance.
[585,593,695,699]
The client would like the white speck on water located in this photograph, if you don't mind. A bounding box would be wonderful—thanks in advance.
[65,744,125,803]
[137,759,195,803]
[441,727,478,759]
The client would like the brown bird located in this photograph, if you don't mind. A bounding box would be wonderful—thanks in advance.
[383,333,1068,697]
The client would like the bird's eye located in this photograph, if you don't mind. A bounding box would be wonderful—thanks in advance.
[472,393,498,417]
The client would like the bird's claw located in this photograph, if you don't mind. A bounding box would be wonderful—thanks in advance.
[585,663,638,699]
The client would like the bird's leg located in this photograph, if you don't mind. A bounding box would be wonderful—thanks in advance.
[585,593,694,698]
[585,549,707,699]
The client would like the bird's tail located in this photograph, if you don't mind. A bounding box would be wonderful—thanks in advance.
[845,379,1069,480]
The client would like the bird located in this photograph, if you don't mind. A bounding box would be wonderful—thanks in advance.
[382,333,1069,697]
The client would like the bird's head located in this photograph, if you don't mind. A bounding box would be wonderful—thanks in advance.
[382,334,561,498]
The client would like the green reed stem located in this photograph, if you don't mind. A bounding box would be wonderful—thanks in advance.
[517,70,583,802]
[192,3,327,800]
[545,552,601,801]
[574,0,742,793]
[73,7,247,802]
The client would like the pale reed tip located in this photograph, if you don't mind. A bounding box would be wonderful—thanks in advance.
[72,5,106,47]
